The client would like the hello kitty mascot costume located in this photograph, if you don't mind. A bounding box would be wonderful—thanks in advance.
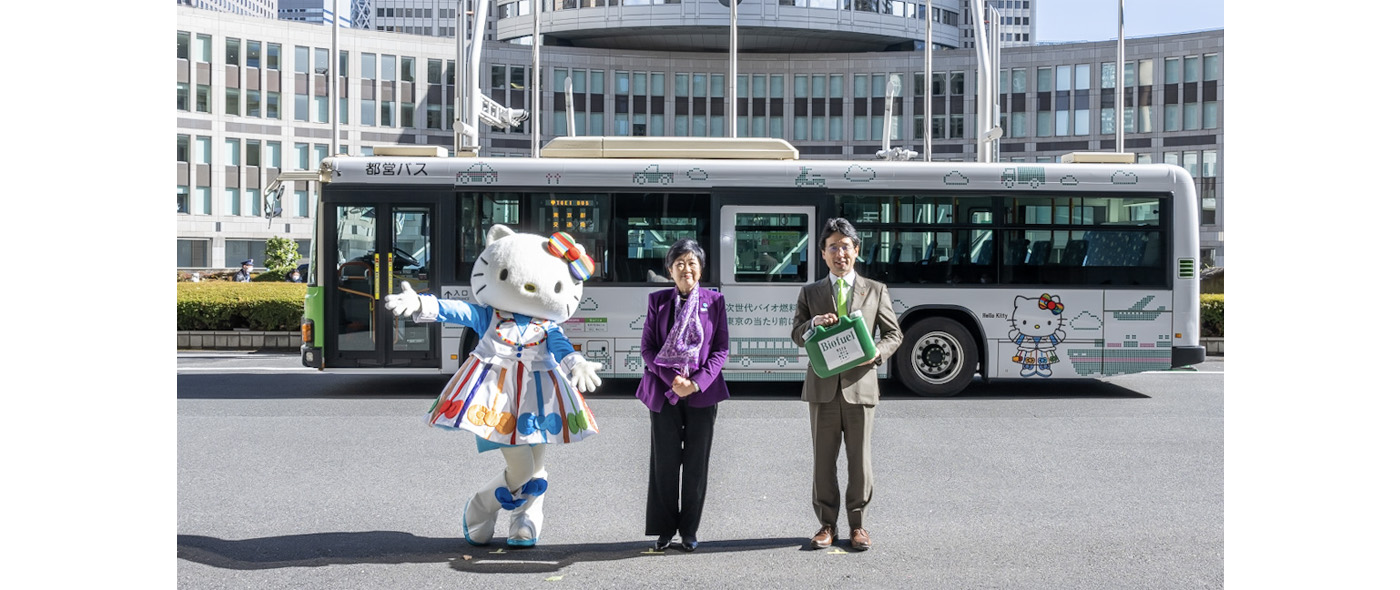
[384,225,603,548]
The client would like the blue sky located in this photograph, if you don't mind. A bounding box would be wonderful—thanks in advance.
[1034,0,1224,42]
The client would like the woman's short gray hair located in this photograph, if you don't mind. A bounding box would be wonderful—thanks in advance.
[665,238,706,269]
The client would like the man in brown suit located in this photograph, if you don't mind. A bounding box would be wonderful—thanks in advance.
[790,217,903,552]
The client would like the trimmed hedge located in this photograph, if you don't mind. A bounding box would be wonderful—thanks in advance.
[174,282,1226,338]
[1201,294,1224,337]
[177,282,307,331]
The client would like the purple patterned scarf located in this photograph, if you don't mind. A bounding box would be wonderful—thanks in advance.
[654,289,704,377]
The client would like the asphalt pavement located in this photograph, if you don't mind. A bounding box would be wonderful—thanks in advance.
[177,355,1224,589]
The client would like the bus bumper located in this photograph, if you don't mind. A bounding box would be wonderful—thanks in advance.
[1172,345,1206,367]
[300,344,322,369]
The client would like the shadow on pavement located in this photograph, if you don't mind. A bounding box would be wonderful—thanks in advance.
[878,376,1151,400]
[177,532,812,573]
[177,374,451,400]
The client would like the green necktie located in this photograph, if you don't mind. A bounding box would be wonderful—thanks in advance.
[836,277,848,317]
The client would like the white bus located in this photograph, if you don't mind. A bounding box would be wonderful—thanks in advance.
[297,137,1205,396]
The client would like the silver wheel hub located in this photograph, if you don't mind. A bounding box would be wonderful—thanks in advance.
[911,332,962,384]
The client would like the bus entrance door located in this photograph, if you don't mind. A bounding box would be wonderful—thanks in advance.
[324,203,439,369]
[718,204,816,379]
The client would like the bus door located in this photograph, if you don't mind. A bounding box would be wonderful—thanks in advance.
[324,202,438,368]
[717,204,816,377]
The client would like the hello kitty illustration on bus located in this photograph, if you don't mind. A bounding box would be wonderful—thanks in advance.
[1008,293,1067,377]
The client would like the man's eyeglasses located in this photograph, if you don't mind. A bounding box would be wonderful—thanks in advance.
[825,244,855,254]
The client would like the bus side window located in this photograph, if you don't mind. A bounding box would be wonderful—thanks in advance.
[1026,241,1050,265]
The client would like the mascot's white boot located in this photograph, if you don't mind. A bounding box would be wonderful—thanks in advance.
[506,472,548,547]
[462,473,509,546]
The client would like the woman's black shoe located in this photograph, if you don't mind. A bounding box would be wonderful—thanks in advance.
[654,536,672,551]
[679,538,698,552]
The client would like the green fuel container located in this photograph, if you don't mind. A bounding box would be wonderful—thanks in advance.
[803,310,879,378]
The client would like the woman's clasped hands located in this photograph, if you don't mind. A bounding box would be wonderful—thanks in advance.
[670,374,699,397]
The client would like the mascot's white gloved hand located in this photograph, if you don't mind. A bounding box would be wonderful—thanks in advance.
[564,354,603,393]
[383,281,423,318]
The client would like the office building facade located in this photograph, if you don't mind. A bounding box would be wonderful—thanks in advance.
[175,3,1223,270]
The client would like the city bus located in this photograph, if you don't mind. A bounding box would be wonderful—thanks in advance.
[297,136,1205,396]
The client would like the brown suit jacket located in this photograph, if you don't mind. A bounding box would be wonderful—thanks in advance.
[790,274,903,406]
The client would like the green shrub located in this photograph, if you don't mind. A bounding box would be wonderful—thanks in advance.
[1200,294,1224,337]
[177,282,307,331]
[264,236,300,274]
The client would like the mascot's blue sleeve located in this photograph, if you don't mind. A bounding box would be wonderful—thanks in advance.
[433,299,492,335]
[544,323,576,364]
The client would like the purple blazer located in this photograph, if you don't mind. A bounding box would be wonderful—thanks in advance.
[635,287,730,412]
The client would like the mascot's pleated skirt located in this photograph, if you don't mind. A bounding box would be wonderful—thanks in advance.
[425,353,599,445]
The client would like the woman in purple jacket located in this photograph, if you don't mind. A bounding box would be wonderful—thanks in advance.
[637,238,730,553]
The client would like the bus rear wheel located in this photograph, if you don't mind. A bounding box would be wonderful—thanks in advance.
[896,317,977,397]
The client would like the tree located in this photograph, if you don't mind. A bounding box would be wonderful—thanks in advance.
[264,236,300,276]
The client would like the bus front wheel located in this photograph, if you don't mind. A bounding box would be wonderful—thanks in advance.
[896,317,977,397]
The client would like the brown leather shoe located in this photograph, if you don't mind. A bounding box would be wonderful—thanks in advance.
[849,528,871,551]
[810,525,836,549]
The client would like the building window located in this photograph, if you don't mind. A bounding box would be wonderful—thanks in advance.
[266,92,280,119]
[178,239,211,267]
[195,136,211,165]
[382,54,397,82]
[428,58,442,84]
[245,140,261,168]
[224,240,268,268]
[313,95,328,123]
[177,83,190,111]
[266,142,282,169]
[362,97,376,125]
[295,46,310,74]
[1137,59,1153,86]
[1203,54,1220,81]
[225,88,240,116]
[225,38,240,66]
[1164,58,1180,84]
[267,43,281,70]
[177,186,190,214]
[225,138,240,167]
[247,40,261,69]
[401,56,415,83]
[314,47,329,76]
[294,143,310,170]
[195,34,212,63]
[361,53,376,79]
[1184,56,1200,83]
[177,134,190,162]
[225,187,241,216]
[427,103,442,129]
[193,187,211,216]
[195,84,210,113]
[246,90,261,118]
[177,31,190,60]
